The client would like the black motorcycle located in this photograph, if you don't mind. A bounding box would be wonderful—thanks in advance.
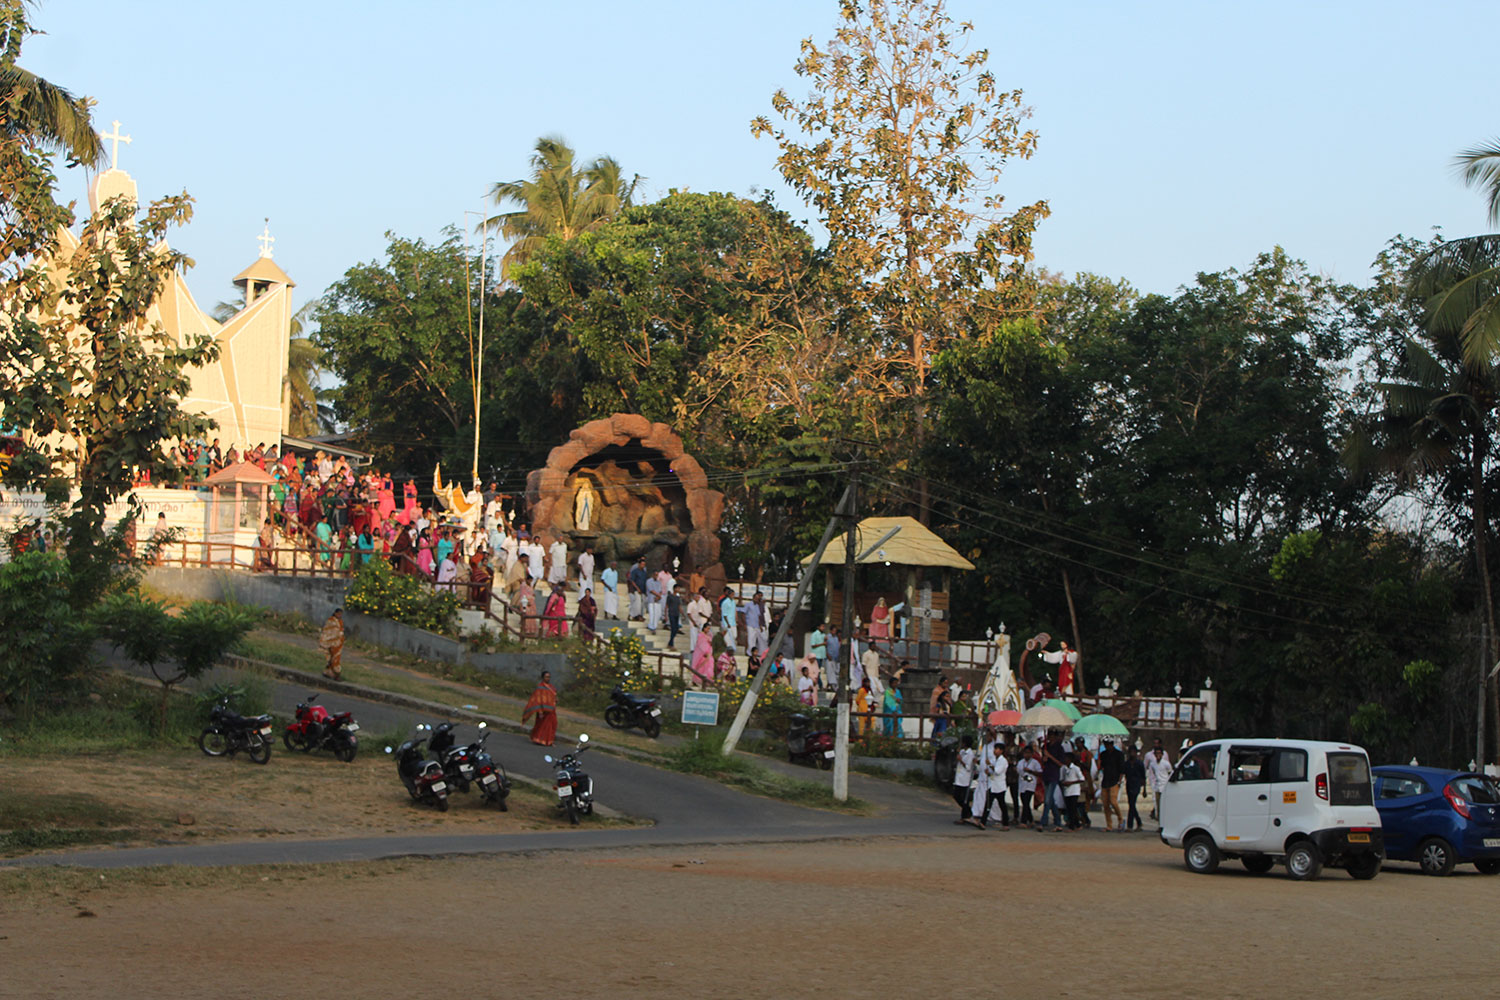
[544,733,595,825]
[604,684,663,738]
[785,713,835,769]
[429,721,511,809]
[385,725,450,811]
[198,700,274,764]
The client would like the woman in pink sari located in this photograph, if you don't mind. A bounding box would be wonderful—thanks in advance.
[377,475,397,523]
[415,528,435,578]
[689,628,714,687]
[400,480,418,524]
[544,583,568,637]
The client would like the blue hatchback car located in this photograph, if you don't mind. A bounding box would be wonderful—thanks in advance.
[1372,765,1500,876]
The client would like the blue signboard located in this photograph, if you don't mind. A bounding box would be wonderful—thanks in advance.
[680,691,720,727]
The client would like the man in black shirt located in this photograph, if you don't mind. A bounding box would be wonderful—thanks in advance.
[1098,738,1126,831]
[1123,744,1147,832]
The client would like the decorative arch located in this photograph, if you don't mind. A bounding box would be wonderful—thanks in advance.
[524,414,724,581]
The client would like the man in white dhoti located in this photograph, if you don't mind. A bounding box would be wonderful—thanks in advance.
[576,548,595,597]
[600,561,619,617]
[548,537,568,586]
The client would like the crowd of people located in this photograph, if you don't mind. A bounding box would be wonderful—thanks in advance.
[948,731,1180,832]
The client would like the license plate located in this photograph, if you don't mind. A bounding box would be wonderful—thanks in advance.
[460,764,473,777]
[482,775,497,786]
[259,727,272,735]
[650,708,662,717]
[557,785,573,797]
[1484,838,1500,848]
[823,750,835,758]
[431,782,446,793]
[1347,833,1369,843]
[345,723,360,732]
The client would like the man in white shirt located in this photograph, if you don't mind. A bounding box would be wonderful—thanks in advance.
[645,571,665,631]
[1017,745,1043,828]
[600,561,619,617]
[952,734,976,824]
[719,590,738,652]
[548,537,568,586]
[686,589,711,650]
[576,548,595,597]
[970,735,1011,829]
[1061,752,1086,830]
[860,643,884,701]
[527,537,545,582]
[1144,740,1175,826]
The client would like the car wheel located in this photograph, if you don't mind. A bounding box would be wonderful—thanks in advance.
[1285,841,1323,881]
[1346,854,1381,880]
[1417,837,1456,876]
[1241,854,1274,874]
[1474,859,1500,875]
[1183,833,1219,874]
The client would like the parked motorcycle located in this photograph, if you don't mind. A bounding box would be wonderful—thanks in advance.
[428,721,511,809]
[385,725,450,811]
[199,700,274,764]
[283,693,360,761]
[604,684,663,738]
[544,733,594,825]
[785,713,835,770]
[932,734,959,788]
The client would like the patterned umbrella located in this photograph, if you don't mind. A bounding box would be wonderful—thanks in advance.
[1072,713,1129,736]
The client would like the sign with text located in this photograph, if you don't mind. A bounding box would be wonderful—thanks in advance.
[680,691,720,727]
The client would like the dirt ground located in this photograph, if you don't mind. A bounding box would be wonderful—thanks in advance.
[0,748,627,855]
[2,833,1494,1000]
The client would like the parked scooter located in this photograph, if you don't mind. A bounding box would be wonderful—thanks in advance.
[283,694,360,761]
[385,725,449,811]
[199,699,274,764]
[428,722,511,809]
[544,733,594,825]
[932,734,959,789]
[785,713,835,770]
[604,683,663,738]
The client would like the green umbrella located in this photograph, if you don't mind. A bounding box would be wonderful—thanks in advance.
[1072,713,1129,736]
[1042,698,1083,721]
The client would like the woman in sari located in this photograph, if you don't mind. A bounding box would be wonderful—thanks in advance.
[415,528,435,578]
[377,475,396,523]
[854,678,876,736]
[544,583,568,637]
[577,588,598,641]
[391,523,414,572]
[689,627,715,687]
[521,670,557,746]
[515,578,538,637]
[468,549,492,604]
[881,670,904,736]
[400,479,419,524]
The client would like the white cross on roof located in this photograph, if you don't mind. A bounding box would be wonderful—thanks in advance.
[257,219,275,259]
[100,119,131,170]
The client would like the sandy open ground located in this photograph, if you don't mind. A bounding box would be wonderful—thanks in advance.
[2,832,1494,1000]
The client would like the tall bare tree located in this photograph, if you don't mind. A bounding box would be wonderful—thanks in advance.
[753,0,1048,517]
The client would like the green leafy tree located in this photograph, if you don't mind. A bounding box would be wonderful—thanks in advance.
[0,551,95,721]
[93,593,258,733]
[315,230,499,472]
[486,135,639,272]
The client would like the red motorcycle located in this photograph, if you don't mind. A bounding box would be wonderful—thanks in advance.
[785,713,835,770]
[283,693,360,761]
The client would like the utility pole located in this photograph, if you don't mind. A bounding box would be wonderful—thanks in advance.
[722,484,852,757]
[832,472,858,801]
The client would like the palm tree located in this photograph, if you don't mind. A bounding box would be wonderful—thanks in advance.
[484,135,640,271]
[0,7,103,166]
[1410,141,1500,368]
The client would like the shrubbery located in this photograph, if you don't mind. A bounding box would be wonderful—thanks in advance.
[344,556,459,633]
[568,627,654,699]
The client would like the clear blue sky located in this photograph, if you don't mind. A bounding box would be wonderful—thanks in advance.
[27,0,1500,314]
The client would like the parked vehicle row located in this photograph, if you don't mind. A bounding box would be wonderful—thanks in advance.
[1160,737,1500,880]
[198,699,275,764]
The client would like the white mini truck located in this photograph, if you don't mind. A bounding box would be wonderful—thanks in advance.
[1159,738,1383,880]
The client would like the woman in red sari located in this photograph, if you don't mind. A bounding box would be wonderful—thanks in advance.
[522,670,558,746]
[577,588,598,641]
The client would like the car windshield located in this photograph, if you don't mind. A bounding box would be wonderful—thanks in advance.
[1450,776,1500,805]
[1327,752,1373,806]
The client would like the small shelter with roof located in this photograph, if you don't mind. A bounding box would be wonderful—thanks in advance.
[202,461,275,565]
[801,515,974,643]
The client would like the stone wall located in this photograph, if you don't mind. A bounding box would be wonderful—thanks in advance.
[145,567,573,688]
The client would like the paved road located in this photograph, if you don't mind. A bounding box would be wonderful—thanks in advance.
[7,660,960,869]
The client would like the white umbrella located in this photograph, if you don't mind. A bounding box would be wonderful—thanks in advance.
[1018,704,1075,728]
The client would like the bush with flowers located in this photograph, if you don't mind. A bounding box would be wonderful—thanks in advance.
[344,556,459,634]
[568,627,655,698]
